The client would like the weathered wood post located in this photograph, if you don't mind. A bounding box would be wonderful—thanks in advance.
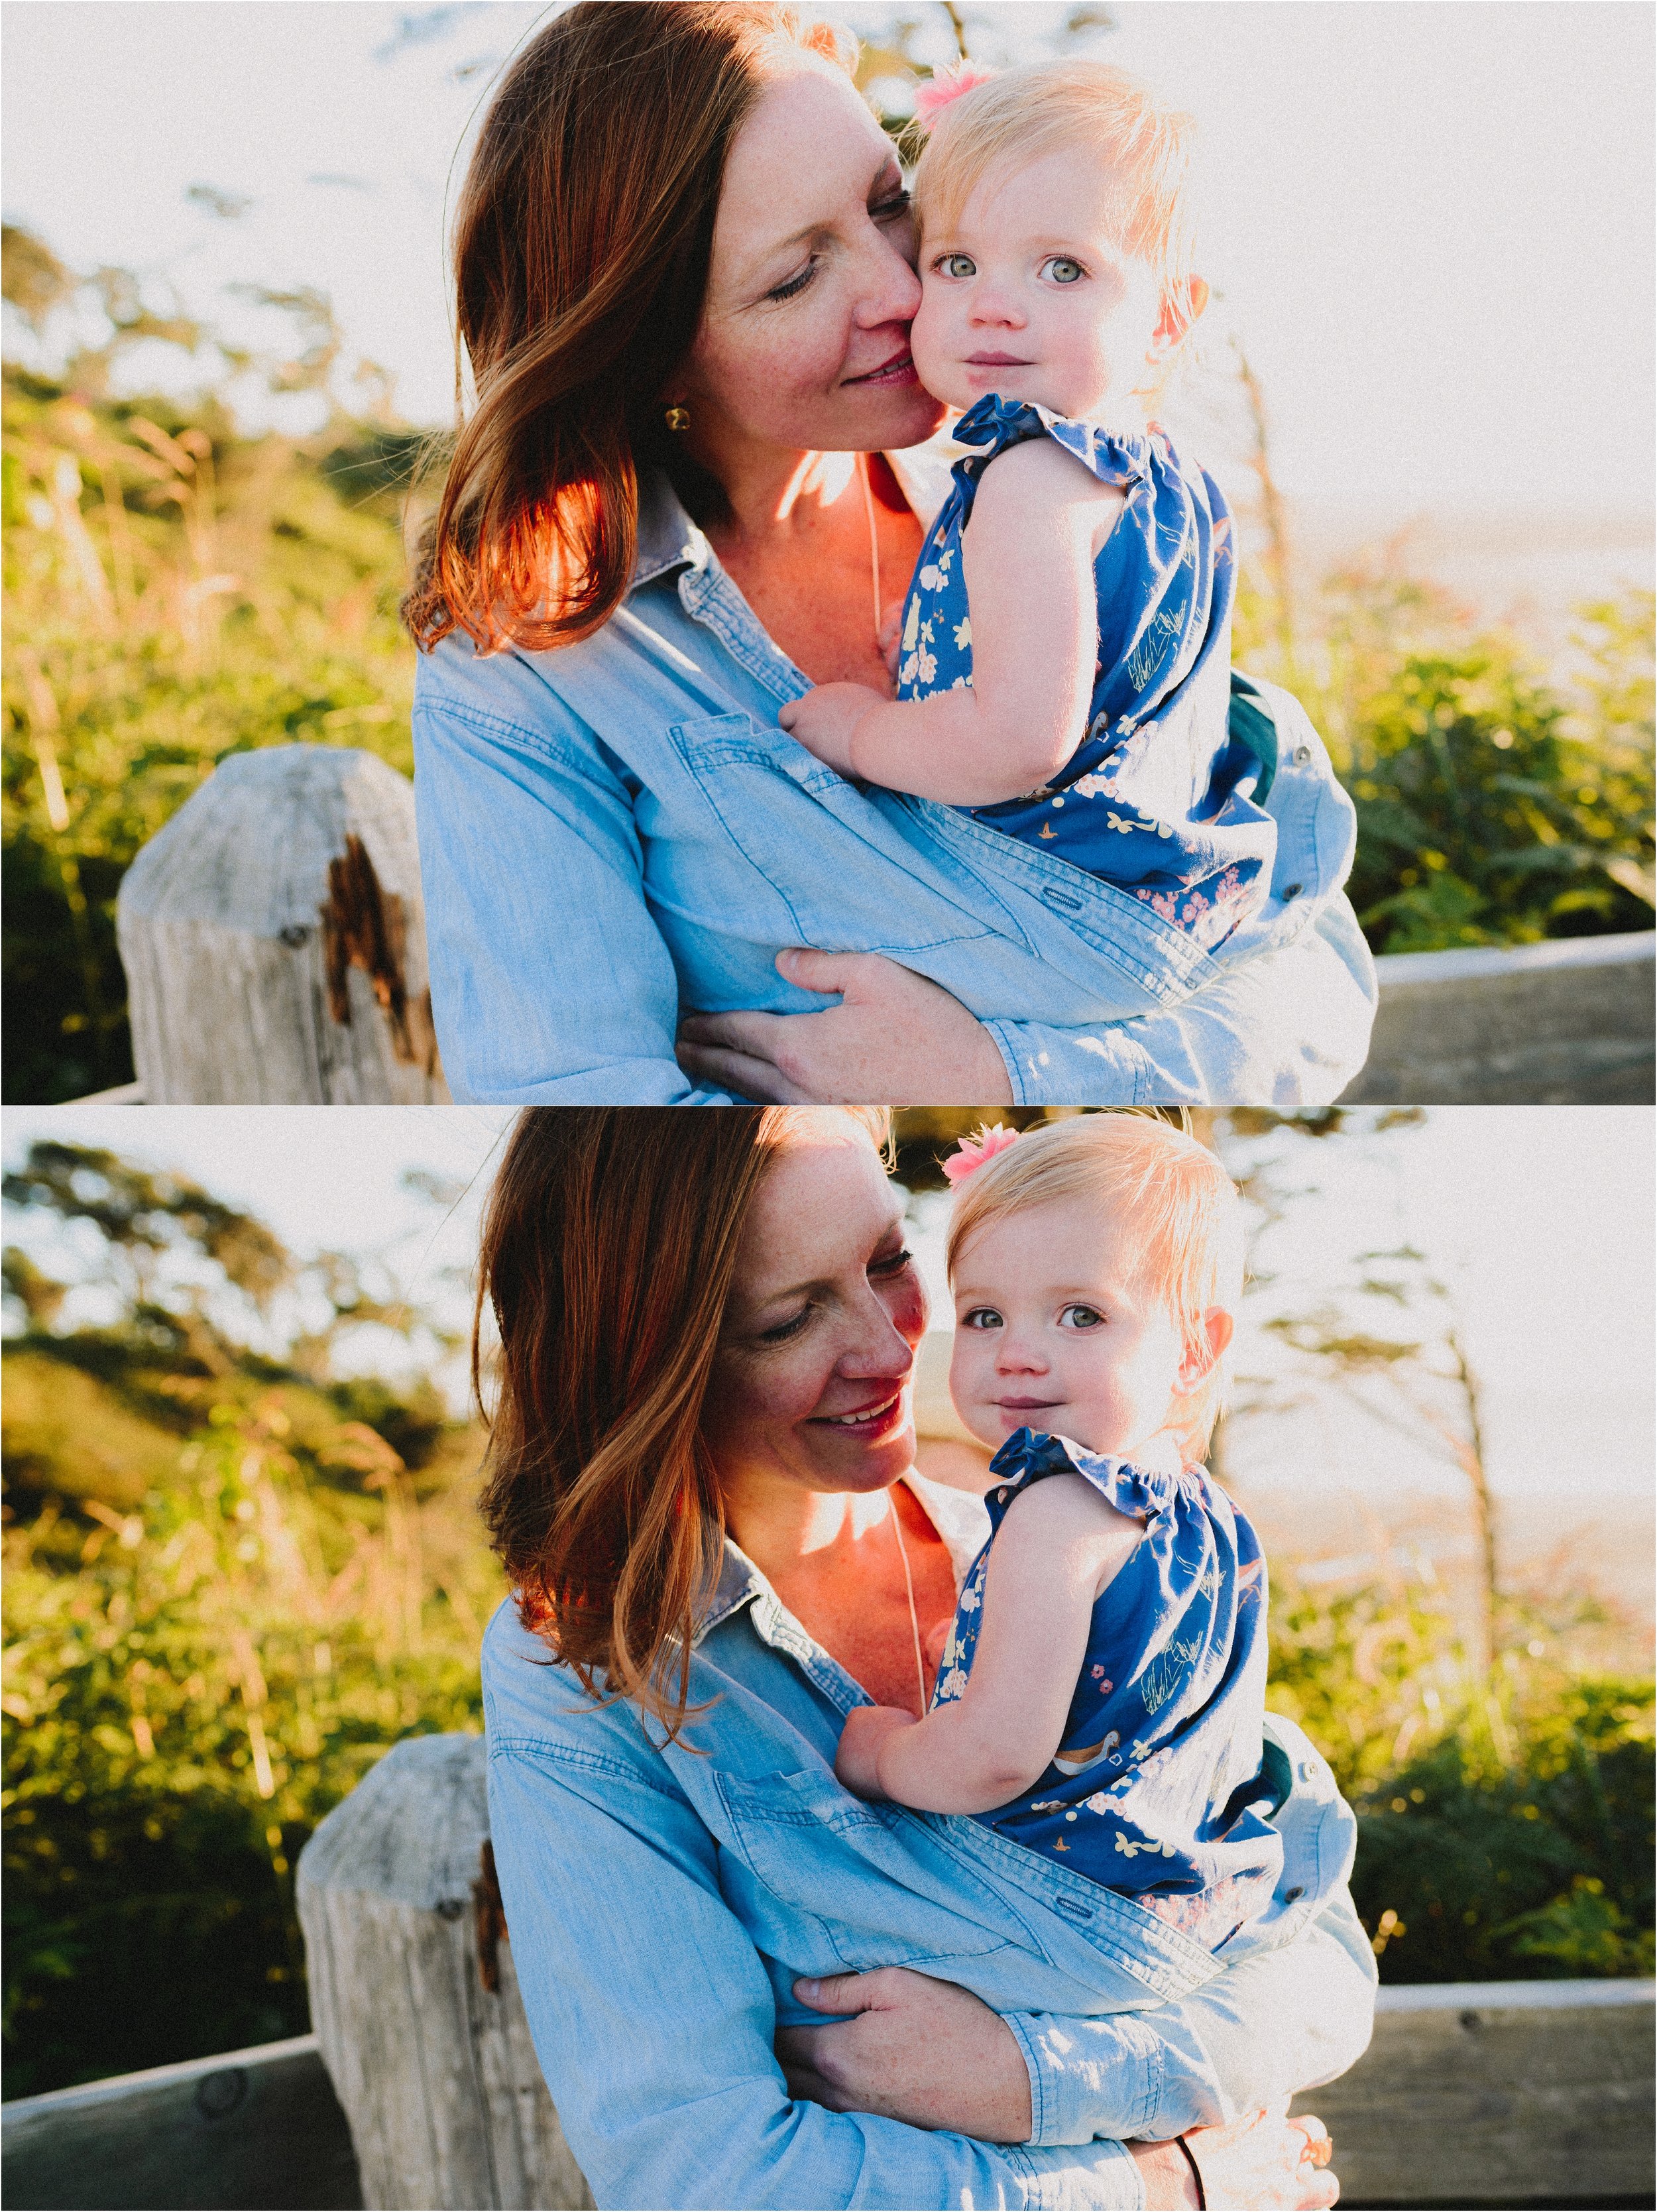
[116,744,449,1104]
[295,1734,591,2212]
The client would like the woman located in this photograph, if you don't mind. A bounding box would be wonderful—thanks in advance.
[479,1106,1372,2207]
[408,3,1375,1106]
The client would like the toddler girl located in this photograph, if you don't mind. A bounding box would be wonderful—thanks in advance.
[835,1114,1284,1951]
[781,59,1275,953]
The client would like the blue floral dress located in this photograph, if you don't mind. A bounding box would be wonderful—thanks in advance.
[933,1428,1283,1950]
[895,394,1275,951]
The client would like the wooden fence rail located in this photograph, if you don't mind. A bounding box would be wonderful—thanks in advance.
[99,743,1653,1107]
[7,1732,1650,2211]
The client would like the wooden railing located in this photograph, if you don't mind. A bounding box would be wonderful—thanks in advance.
[98,744,1653,1107]
[5,1733,1652,2211]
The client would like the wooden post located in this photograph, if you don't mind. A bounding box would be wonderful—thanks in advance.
[115,744,449,1104]
[294,1734,591,2212]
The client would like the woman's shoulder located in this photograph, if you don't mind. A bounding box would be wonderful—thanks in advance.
[481,1596,661,1774]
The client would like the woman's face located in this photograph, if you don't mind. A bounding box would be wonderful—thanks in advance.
[703,1131,927,1505]
[675,61,946,460]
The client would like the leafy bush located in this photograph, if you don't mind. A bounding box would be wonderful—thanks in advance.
[3,367,422,1101]
[3,1399,499,2097]
[1269,1570,1655,1983]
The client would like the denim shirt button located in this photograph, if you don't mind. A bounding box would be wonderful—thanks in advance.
[1284,1885,1305,1902]
[1293,744,1312,764]
[1283,882,1303,901]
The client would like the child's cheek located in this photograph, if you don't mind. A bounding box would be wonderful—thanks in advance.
[909,283,960,406]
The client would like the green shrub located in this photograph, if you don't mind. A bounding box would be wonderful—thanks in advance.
[3,1399,500,2095]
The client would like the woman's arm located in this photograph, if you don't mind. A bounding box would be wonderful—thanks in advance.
[677,890,1374,1110]
[837,1476,1140,1811]
[779,441,1121,805]
[412,680,739,1104]
[487,1737,1148,2209]
[786,1890,1376,2152]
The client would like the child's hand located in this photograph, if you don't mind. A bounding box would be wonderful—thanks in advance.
[778,682,886,780]
[878,599,906,681]
[835,1704,917,1799]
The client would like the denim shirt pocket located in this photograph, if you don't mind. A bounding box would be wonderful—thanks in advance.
[669,714,1000,959]
[713,1765,1015,1973]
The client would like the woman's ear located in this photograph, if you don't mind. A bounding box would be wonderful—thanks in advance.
[1177,1304,1233,1392]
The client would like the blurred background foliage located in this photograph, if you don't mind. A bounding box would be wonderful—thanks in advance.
[4,1119,1650,2096]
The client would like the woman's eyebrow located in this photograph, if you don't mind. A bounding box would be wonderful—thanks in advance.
[746,1220,908,1312]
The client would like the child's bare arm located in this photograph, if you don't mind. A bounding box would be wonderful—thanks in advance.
[780,441,1123,805]
[834,1474,1141,1815]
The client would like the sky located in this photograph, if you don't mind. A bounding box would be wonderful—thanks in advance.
[4,1104,1651,1504]
[3,0,1653,547]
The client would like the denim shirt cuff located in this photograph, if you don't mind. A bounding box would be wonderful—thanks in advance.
[1006,2008,1167,2148]
[1005,2135,1147,2207]
[984,1018,1151,1109]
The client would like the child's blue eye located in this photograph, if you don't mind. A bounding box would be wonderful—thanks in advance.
[1059,1303,1106,1329]
[936,253,976,280]
[1044,257,1085,285]
[962,1307,1002,1330]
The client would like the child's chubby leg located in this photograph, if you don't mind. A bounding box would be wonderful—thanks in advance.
[834,1471,1141,1812]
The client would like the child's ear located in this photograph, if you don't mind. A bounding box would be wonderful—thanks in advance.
[1150,275,1209,360]
[1177,1305,1233,1391]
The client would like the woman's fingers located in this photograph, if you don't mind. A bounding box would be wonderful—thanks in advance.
[675,1039,813,1102]
[1295,2115,1334,2167]
[790,1969,893,2015]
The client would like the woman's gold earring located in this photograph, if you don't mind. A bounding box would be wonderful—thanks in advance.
[663,404,691,433]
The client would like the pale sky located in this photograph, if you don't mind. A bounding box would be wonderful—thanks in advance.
[4,1104,1652,1501]
[3,0,1652,534]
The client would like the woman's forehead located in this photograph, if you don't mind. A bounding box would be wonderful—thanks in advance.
[738,1135,897,1283]
[714,65,895,270]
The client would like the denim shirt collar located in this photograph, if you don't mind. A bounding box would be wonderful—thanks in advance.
[693,1470,990,1646]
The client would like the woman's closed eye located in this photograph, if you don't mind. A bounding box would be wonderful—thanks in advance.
[765,259,819,304]
[763,190,911,304]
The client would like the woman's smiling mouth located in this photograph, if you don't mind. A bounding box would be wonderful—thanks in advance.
[845,349,919,388]
[815,1390,907,1432]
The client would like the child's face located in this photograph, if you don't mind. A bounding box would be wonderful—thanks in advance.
[911,149,1174,422]
[948,1195,1217,1460]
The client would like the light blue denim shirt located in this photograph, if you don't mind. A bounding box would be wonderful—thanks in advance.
[484,1477,1377,2211]
[412,449,1377,1106]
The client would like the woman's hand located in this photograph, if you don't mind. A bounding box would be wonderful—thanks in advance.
[1139,2099,1337,2210]
[677,949,1015,1105]
[775,1967,1032,2141]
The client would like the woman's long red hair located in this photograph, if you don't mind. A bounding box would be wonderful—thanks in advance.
[475,1107,889,1741]
[404,2,851,655]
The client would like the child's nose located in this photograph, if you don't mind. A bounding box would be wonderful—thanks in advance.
[996,1334,1046,1373]
[969,288,1023,329]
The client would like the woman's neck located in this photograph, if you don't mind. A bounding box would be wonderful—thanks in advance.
[685,436,923,689]
[721,1471,958,1714]
[703,441,865,552]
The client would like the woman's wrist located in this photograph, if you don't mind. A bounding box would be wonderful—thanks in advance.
[1130,2138,1204,2210]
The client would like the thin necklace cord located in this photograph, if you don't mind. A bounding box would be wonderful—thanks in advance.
[887,1491,929,1718]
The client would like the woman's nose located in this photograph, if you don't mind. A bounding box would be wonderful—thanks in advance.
[852,227,923,329]
[841,1288,920,1379]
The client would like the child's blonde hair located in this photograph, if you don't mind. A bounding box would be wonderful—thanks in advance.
[913,58,1199,303]
[945,1113,1243,1462]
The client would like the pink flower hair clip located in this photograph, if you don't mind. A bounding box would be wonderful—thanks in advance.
[913,57,997,129]
[941,1124,1021,1185]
